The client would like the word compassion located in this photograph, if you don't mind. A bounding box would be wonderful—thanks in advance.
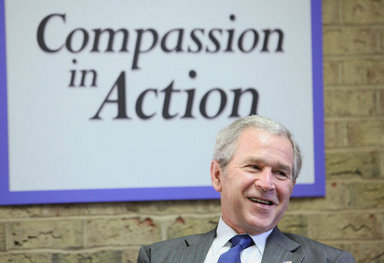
[36,13,285,120]
[37,13,284,71]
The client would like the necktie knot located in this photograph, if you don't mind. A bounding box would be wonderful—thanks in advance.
[218,235,254,263]
[231,234,254,250]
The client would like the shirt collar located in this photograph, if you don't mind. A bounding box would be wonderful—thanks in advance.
[213,217,273,255]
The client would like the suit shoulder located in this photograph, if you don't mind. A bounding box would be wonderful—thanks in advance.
[138,229,216,263]
[142,233,194,251]
[283,232,355,262]
[144,229,214,250]
[284,232,338,250]
[138,234,195,263]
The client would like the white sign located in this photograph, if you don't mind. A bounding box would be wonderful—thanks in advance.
[0,0,324,204]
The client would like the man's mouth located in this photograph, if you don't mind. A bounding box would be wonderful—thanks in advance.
[248,197,274,205]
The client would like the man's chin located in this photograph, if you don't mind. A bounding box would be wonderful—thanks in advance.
[245,219,275,235]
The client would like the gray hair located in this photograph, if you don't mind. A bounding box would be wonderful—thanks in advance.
[213,115,302,180]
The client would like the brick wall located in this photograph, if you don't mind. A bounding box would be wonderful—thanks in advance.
[1,0,384,262]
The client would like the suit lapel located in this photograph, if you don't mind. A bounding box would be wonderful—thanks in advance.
[262,228,304,263]
[166,226,304,263]
[177,229,216,263]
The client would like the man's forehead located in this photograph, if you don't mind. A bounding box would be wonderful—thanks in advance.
[238,127,289,143]
[236,128,294,160]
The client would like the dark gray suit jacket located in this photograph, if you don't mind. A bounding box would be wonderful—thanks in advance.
[137,227,355,263]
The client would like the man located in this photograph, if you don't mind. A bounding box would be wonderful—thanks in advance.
[138,115,355,263]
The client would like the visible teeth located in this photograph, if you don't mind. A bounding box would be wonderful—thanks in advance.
[249,197,273,205]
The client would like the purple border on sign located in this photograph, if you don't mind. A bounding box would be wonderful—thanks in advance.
[305,0,325,197]
[0,0,324,205]
[0,0,11,204]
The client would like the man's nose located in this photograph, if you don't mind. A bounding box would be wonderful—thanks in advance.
[255,168,275,191]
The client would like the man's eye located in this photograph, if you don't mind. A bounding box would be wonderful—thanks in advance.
[274,171,288,180]
[245,165,261,171]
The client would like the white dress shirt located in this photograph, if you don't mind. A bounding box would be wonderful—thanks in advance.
[204,217,272,263]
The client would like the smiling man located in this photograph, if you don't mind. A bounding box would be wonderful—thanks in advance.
[137,115,355,263]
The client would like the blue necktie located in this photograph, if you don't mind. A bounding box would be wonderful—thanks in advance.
[218,234,254,263]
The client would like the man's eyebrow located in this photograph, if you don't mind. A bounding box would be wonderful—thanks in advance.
[242,157,292,172]
[241,157,263,165]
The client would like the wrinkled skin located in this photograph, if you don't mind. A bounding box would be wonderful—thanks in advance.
[211,128,295,235]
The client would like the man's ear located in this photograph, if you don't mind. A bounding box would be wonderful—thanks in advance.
[211,160,223,192]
